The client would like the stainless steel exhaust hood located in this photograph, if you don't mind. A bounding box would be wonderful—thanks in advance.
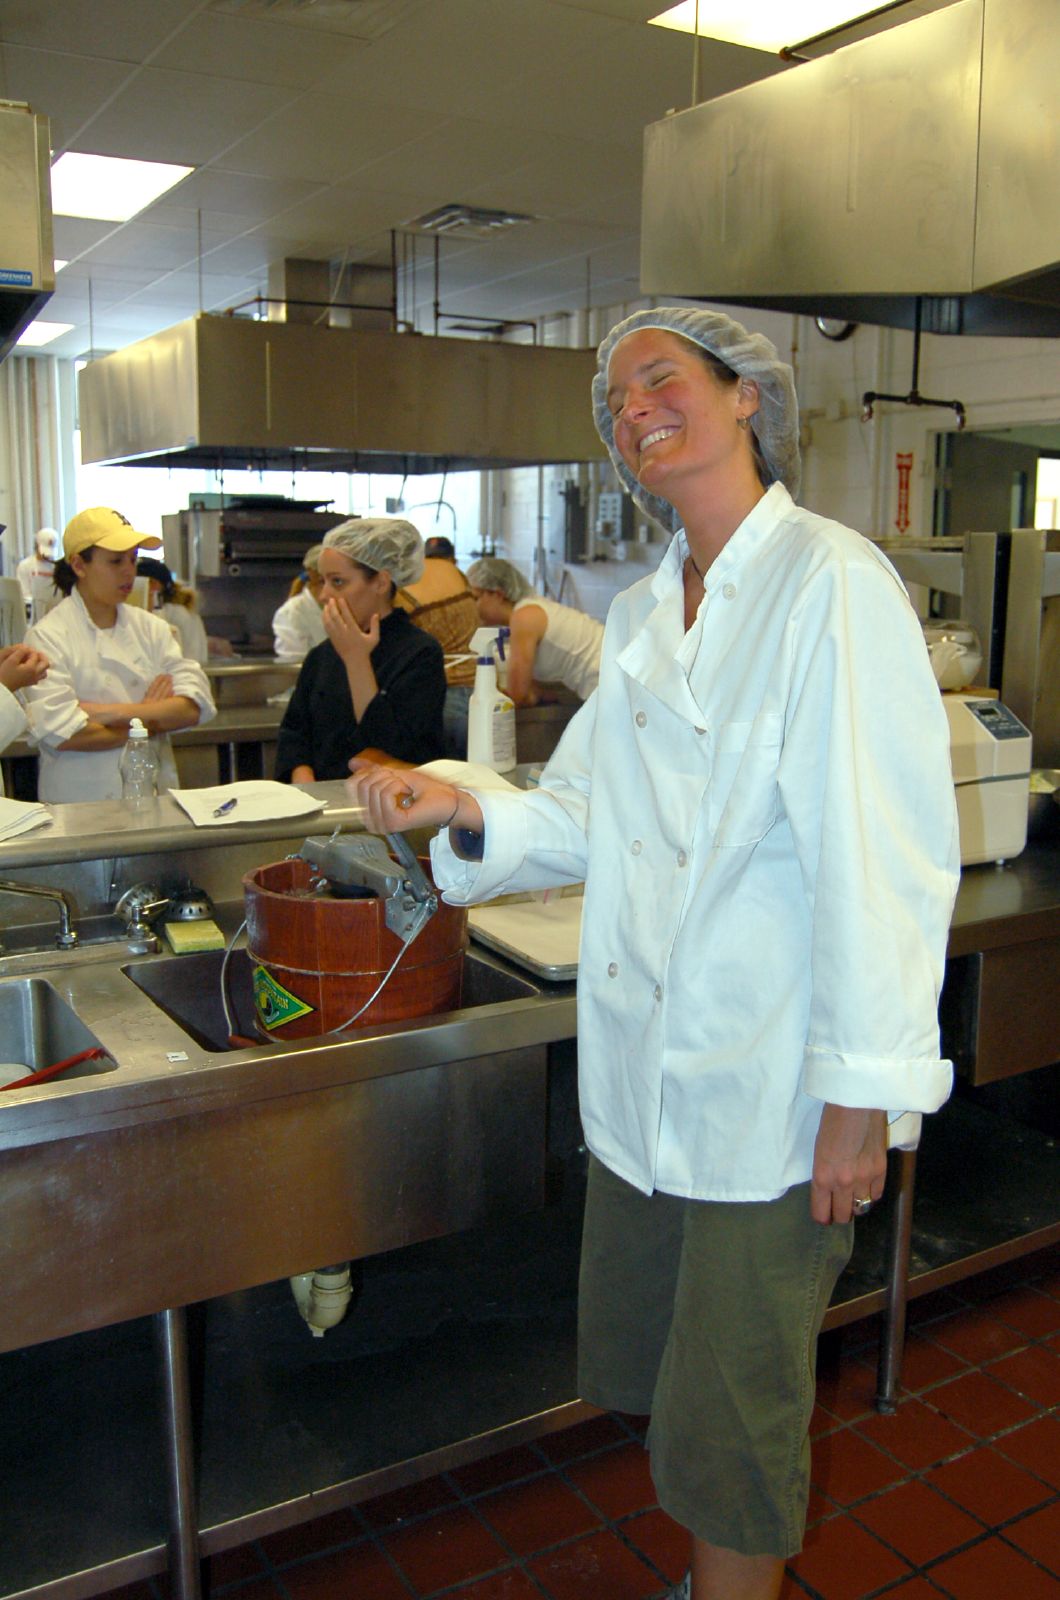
[0,102,54,363]
[78,314,606,471]
[640,0,1060,336]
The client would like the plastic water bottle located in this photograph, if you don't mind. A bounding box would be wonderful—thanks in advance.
[120,717,159,808]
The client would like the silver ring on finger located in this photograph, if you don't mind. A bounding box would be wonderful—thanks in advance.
[852,1196,873,1217]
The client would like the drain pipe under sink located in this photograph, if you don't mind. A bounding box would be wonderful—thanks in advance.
[289,1262,354,1336]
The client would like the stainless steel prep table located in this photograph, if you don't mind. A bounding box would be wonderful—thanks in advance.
[0,820,1057,1600]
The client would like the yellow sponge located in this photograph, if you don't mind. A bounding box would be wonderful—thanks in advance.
[163,918,227,954]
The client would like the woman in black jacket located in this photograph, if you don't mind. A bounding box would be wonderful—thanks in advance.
[276,518,445,782]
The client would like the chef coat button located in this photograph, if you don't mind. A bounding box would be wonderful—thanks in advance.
[608,962,619,978]
[677,849,688,867]
[695,726,705,735]
[653,983,663,1002]
[631,839,642,855]
[635,710,647,728]
[722,582,737,600]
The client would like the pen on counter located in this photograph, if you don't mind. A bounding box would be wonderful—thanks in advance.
[212,798,238,817]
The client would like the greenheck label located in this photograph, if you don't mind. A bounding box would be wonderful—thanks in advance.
[253,965,314,1030]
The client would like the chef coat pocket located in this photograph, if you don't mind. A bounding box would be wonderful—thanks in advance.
[708,713,783,847]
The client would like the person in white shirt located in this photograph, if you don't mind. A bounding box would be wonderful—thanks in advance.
[24,508,216,802]
[0,643,50,795]
[16,527,59,604]
[272,544,327,661]
[348,307,959,1600]
[465,557,603,705]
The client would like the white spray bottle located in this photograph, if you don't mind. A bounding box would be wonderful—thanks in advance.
[467,627,516,772]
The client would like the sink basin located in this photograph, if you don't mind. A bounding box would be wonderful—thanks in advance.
[123,947,541,1052]
[0,978,115,1089]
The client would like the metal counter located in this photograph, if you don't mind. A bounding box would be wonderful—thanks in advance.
[0,835,1057,1600]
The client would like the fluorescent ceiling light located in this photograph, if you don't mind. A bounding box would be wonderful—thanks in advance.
[648,2,878,53]
[50,152,193,222]
[17,321,75,348]
[54,259,69,272]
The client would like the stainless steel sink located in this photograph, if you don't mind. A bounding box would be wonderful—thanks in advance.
[0,977,115,1088]
[123,947,541,1052]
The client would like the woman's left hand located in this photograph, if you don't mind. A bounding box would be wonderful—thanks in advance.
[144,674,174,702]
[810,1105,887,1225]
[324,595,378,665]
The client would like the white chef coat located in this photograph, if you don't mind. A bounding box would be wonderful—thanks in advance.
[272,588,326,662]
[0,684,27,797]
[24,589,216,802]
[433,484,960,1202]
[16,553,53,603]
[158,600,209,664]
[512,595,604,700]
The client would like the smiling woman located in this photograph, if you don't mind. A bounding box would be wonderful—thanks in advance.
[348,305,960,1600]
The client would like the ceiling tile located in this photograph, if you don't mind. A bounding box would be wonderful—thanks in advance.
[0,45,135,152]
[0,0,209,61]
[71,66,293,165]
[220,95,443,185]
[151,10,369,88]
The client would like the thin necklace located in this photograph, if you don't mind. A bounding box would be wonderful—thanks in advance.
[686,549,705,584]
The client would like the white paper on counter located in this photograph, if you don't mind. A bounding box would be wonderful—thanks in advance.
[168,780,325,827]
[0,798,53,841]
[416,759,523,794]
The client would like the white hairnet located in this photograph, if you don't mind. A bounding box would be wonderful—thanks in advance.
[302,543,324,573]
[592,307,801,531]
[466,557,534,603]
[323,518,424,588]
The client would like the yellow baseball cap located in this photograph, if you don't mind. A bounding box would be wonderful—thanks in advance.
[63,507,163,560]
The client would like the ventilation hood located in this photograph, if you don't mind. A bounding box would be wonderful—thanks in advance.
[0,102,54,363]
[78,314,606,471]
[640,0,1060,336]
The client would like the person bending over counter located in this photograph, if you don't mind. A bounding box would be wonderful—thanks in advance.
[350,307,958,1600]
[275,519,445,783]
[24,508,216,802]
[272,544,327,662]
[466,557,603,707]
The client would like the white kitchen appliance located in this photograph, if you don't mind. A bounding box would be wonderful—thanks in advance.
[944,695,1031,866]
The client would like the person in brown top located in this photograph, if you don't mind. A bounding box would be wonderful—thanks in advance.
[394,535,479,756]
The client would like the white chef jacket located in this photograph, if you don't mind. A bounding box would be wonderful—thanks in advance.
[272,588,326,662]
[24,590,216,802]
[433,484,960,1202]
[0,685,27,797]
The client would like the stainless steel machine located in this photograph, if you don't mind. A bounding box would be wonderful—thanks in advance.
[885,528,1060,766]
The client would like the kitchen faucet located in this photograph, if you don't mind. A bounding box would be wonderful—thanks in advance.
[0,882,79,951]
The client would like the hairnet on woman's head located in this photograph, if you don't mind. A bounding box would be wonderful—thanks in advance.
[302,543,324,574]
[592,307,801,530]
[322,518,425,588]
[466,557,534,604]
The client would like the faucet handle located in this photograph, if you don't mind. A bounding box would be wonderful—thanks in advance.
[115,883,171,928]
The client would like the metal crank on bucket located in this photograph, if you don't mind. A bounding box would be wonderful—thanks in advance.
[296,830,439,947]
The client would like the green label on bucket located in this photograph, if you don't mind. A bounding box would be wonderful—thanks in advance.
[253,965,315,1031]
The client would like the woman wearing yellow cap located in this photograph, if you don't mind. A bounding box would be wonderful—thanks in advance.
[23,507,216,802]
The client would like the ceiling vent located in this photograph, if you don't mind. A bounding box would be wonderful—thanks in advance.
[405,204,536,237]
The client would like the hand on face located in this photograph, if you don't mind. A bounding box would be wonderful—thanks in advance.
[0,643,49,692]
[324,593,379,663]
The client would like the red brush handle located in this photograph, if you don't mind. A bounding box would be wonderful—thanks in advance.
[1,1047,109,1091]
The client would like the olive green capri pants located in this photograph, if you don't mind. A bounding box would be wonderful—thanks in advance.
[577,1156,854,1558]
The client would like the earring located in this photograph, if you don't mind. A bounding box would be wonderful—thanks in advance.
[736,415,750,430]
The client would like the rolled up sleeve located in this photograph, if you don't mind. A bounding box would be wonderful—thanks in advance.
[779,556,959,1118]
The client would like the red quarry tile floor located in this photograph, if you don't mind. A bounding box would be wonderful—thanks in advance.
[98,1244,1059,1600]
